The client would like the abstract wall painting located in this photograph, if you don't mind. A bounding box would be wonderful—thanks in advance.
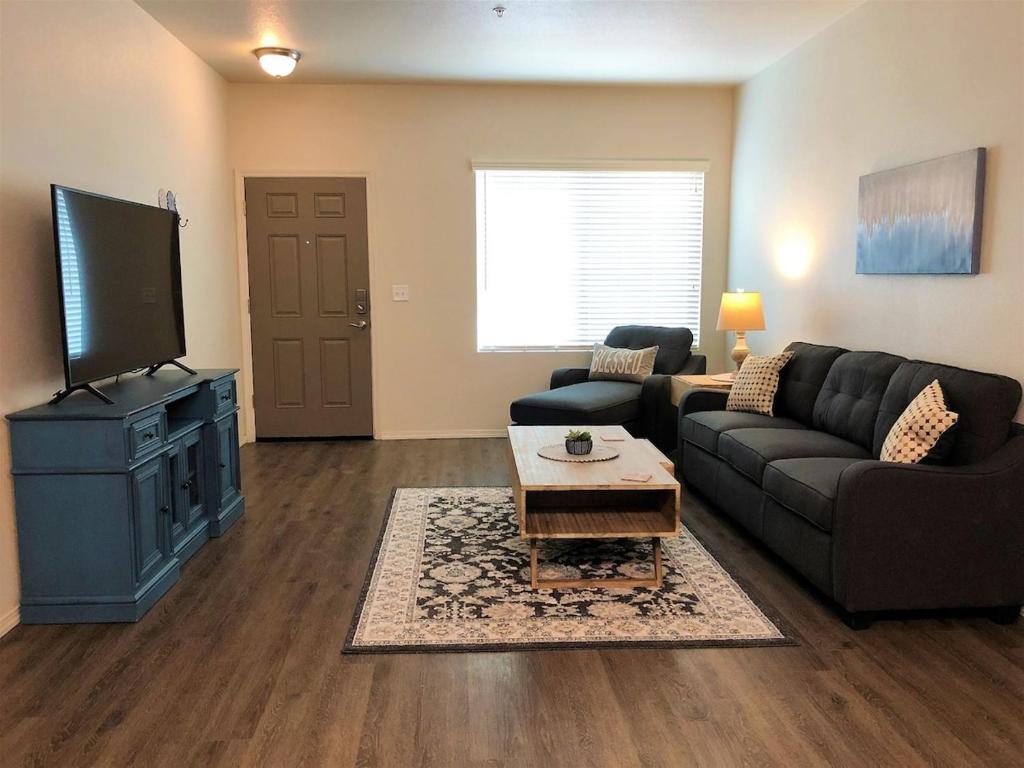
[856,148,986,274]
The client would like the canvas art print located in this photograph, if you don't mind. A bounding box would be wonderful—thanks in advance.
[856,148,986,274]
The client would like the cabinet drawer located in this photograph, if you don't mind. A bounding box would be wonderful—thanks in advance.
[212,380,236,417]
[127,413,166,461]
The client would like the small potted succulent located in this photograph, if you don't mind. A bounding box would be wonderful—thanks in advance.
[564,429,594,455]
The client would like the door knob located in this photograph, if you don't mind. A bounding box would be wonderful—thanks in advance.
[348,321,368,329]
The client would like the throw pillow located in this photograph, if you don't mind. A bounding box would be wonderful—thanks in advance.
[726,351,794,416]
[588,344,658,383]
[880,379,959,464]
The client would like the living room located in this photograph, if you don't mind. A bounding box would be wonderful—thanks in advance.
[0,0,1021,765]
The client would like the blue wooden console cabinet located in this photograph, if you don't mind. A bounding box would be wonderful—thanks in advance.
[7,369,245,623]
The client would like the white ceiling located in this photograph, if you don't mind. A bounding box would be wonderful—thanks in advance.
[138,0,860,86]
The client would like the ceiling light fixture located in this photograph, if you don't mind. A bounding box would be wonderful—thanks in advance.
[253,47,301,78]
[492,5,506,18]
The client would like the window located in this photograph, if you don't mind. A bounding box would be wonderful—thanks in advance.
[475,162,705,351]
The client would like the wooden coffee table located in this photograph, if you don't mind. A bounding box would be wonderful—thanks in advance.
[506,425,680,589]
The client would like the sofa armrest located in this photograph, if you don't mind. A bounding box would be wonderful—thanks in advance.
[832,432,1024,612]
[679,354,707,374]
[639,374,676,453]
[678,388,729,417]
[550,367,590,389]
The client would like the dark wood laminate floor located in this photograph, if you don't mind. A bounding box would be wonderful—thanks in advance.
[0,439,1021,767]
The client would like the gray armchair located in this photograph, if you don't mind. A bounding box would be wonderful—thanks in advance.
[509,325,705,452]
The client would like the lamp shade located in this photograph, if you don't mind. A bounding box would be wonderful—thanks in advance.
[717,291,765,331]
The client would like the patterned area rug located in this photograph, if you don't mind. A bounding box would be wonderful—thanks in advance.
[345,487,796,653]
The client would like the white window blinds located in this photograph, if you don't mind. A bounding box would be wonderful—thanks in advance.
[475,166,704,351]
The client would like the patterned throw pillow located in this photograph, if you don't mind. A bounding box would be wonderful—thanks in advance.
[880,379,959,464]
[725,351,794,416]
[588,344,659,383]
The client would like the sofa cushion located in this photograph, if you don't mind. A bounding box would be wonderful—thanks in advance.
[812,351,906,450]
[763,457,864,532]
[874,360,1022,464]
[681,411,805,454]
[510,381,641,425]
[604,326,692,375]
[775,342,848,425]
[718,428,870,484]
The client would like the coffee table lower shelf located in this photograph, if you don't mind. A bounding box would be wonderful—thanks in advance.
[528,536,664,590]
[520,491,679,589]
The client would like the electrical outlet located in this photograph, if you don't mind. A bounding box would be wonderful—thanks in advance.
[392,284,410,302]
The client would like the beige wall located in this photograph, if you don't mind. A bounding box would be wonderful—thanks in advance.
[227,83,734,439]
[729,1,1024,417]
[0,0,241,634]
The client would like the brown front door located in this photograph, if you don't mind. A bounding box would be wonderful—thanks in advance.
[244,177,372,438]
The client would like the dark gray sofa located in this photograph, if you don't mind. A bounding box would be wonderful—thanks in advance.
[510,325,706,452]
[678,341,1024,627]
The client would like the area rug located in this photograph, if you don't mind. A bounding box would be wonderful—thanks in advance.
[345,487,796,653]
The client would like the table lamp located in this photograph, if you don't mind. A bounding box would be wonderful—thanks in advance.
[716,290,765,378]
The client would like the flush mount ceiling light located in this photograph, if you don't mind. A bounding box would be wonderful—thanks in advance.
[253,47,301,78]
[492,5,506,18]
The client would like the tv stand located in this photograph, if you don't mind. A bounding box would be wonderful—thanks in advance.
[145,359,197,376]
[8,369,244,623]
[49,383,114,406]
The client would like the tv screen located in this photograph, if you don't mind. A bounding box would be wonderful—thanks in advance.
[51,185,185,387]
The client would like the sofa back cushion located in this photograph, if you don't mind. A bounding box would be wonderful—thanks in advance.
[604,326,692,375]
[775,342,848,425]
[874,361,1022,464]
[812,351,906,449]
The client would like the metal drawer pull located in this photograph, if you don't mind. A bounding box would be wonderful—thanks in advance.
[219,462,227,469]
[220,393,232,402]
[181,481,192,490]
[143,431,155,439]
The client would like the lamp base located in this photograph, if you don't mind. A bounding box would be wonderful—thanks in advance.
[730,331,751,371]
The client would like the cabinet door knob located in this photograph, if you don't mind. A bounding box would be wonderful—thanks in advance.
[220,393,231,402]
[219,462,227,469]
[181,481,191,489]
[144,431,155,439]
[160,506,169,514]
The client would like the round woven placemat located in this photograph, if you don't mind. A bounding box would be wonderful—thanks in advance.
[536,444,620,463]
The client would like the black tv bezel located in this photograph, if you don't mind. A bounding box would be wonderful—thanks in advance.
[50,184,187,390]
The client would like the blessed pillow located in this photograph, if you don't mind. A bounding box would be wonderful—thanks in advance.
[726,351,794,416]
[588,344,658,383]
[880,379,959,464]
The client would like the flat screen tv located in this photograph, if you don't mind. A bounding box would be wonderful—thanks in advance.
[50,185,188,402]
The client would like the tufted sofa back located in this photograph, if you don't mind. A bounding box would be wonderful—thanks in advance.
[811,351,906,450]
[874,361,1022,464]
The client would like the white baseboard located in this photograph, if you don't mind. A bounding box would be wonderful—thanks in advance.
[376,429,508,440]
[0,604,19,638]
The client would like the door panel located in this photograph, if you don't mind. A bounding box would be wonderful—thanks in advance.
[320,338,352,407]
[272,338,305,408]
[216,415,241,505]
[269,236,302,317]
[131,456,170,586]
[167,442,186,547]
[316,235,349,316]
[182,429,206,528]
[245,177,372,438]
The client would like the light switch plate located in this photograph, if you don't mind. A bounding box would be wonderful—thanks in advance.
[392,284,410,302]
